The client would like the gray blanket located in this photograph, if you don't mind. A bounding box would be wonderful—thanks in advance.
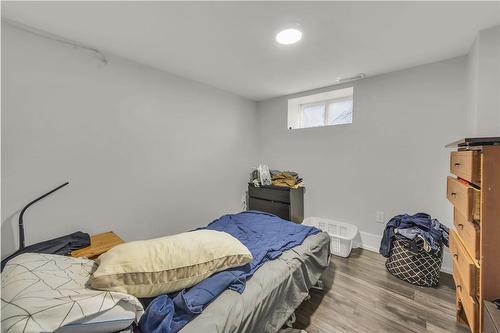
[180,232,330,333]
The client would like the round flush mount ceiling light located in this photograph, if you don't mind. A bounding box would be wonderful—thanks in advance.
[275,28,302,45]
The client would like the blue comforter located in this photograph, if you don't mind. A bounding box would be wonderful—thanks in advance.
[139,211,320,333]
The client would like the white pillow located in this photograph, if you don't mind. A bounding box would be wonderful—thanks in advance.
[90,229,253,297]
[1,253,143,333]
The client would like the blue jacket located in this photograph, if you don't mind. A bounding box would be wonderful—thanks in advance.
[379,213,448,257]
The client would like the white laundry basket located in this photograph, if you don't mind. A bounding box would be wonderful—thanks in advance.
[304,217,358,257]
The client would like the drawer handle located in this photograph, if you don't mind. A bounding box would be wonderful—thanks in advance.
[453,253,459,260]
[456,285,462,291]
[457,224,464,230]
[454,162,461,166]
[450,192,457,197]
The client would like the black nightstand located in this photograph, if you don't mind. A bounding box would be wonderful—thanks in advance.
[247,183,304,223]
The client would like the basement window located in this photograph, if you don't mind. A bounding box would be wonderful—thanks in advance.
[288,87,353,129]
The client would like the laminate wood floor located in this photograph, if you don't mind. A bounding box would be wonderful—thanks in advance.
[293,248,470,333]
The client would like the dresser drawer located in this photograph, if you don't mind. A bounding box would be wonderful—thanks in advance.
[450,151,481,185]
[455,270,479,333]
[450,229,478,297]
[453,208,480,261]
[248,186,290,203]
[447,176,480,221]
[248,197,289,220]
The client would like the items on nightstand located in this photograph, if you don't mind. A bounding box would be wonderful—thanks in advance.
[0,180,125,271]
[256,164,272,186]
[71,231,125,259]
[0,181,92,271]
[270,170,303,188]
[250,167,304,189]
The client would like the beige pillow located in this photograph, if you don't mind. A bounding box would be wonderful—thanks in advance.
[90,230,252,297]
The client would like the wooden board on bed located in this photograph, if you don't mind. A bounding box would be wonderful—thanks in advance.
[71,231,124,259]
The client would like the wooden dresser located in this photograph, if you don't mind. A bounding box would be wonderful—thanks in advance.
[446,138,500,333]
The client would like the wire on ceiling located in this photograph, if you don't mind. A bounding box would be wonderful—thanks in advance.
[2,18,108,65]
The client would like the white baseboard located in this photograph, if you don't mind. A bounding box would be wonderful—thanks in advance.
[353,231,452,274]
[354,231,382,253]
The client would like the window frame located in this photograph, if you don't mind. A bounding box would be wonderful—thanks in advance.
[287,86,354,130]
[299,95,353,128]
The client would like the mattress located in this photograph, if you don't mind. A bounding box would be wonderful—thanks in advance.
[179,231,330,333]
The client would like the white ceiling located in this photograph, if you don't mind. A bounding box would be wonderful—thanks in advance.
[2,1,500,101]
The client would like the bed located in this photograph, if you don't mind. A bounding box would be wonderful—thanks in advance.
[1,213,330,333]
[178,231,330,333]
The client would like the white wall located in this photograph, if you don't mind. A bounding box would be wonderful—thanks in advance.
[256,57,468,269]
[2,18,488,275]
[467,25,500,136]
[466,30,479,135]
[1,23,257,257]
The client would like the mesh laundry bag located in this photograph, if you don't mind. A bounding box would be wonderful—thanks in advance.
[385,235,443,287]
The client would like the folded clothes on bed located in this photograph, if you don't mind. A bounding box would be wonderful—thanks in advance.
[139,211,320,333]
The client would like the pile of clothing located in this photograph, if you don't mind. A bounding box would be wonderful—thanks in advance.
[250,168,303,189]
[379,213,449,257]
[270,170,303,188]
